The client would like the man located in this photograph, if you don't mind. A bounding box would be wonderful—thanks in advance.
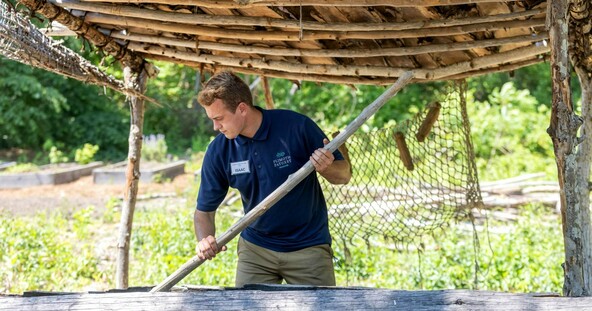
[195,71,351,287]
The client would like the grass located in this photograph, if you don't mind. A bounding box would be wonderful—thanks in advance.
[0,198,563,294]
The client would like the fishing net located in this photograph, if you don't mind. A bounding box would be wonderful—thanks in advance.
[0,0,154,102]
[322,81,482,246]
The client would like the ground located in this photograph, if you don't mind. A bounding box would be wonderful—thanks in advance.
[0,173,195,216]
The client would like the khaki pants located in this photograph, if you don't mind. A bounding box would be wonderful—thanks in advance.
[235,237,336,287]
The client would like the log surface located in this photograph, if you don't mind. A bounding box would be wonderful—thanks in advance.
[1,287,591,311]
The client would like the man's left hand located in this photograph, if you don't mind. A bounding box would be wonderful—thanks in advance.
[311,138,334,173]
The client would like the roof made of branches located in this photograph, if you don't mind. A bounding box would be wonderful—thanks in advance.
[23,0,552,85]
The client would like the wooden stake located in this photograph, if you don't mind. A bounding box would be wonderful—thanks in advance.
[150,71,414,292]
[394,132,414,171]
[416,102,441,143]
[261,76,275,109]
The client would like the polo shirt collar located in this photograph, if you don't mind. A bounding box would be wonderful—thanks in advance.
[236,106,269,145]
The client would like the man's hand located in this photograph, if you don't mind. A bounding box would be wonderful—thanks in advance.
[196,235,227,260]
[310,138,335,173]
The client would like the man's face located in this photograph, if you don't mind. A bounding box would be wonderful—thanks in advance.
[204,99,246,139]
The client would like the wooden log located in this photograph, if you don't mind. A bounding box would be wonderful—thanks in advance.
[261,76,275,109]
[441,57,547,80]
[8,288,592,311]
[51,29,548,59]
[77,11,545,41]
[394,132,414,171]
[480,173,546,188]
[50,0,543,32]
[142,53,545,85]
[79,0,523,8]
[416,102,441,142]
[128,42,548,79]
[16,0,150,74]
[150,71,414,292]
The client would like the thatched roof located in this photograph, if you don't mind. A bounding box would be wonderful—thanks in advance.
[22,0,554,85]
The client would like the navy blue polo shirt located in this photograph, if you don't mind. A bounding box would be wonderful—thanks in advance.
[197,107,344,252]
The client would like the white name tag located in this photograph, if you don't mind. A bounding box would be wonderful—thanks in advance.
[230,160,250,175]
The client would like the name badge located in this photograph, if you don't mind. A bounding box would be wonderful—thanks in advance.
[230,160,250,175]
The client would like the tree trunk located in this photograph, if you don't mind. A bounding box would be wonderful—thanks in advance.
[548,0,590,297]
[116,67,148,289]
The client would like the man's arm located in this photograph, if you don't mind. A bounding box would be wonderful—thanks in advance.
[310,138,352,185]
[194,209,226,260]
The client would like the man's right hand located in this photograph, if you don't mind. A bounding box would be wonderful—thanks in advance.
[196,235,227,260]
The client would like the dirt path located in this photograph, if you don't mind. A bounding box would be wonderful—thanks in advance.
[0,173,195,216]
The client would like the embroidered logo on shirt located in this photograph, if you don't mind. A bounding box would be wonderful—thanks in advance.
[273,151,292,169]
[230,160,250,175]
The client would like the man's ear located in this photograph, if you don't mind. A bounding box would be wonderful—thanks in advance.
[238,102,247,114]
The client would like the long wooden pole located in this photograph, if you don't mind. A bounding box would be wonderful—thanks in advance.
[150,71,414,292]
[80,0,520,8]
[50,0,543,32]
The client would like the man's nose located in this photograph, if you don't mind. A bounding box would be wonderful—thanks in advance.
[213,121,221,131]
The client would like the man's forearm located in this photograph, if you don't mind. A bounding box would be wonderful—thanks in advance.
[320,159,351,184]
[194,210,216,240]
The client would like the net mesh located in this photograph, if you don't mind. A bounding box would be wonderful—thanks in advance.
[323,81,482,245]
[0,1,154,102]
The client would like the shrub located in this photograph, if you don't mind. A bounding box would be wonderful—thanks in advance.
[75,144,99,165]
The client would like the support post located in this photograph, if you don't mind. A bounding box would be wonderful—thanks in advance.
[261,76,275,109]
[116,66,149,289]
[547,0,591,297]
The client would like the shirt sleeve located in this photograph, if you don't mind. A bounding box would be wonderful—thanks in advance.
[196,146,229,212]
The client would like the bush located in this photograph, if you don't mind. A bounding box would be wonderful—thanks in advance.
[75,144,99,165]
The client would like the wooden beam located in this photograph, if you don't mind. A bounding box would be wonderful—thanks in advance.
[428,44,549,80]
[441,57,546,80]
[83,31,548,59]
[52,0,544,32]
[77,11,546,41]
[137,54,403,85]
[127,42,548,79]
[16,0,151,74]
[79,0,522,8]
[140,52,546,86]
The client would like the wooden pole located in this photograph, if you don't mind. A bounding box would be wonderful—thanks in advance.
[49,0,543,32]
[71,31,547,59]
[261,76,275,109]
[77,12,545,42]
[547,0,590,297]
[116,66,149,289]
[79,0,521,8]
[128,42,548,79]
[150,71,414,292]
[17,0,148,73]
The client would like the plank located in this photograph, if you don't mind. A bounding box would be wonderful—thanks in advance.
[2,288,592,311]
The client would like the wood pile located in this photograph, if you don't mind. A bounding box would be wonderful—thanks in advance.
[480,173,559,211]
